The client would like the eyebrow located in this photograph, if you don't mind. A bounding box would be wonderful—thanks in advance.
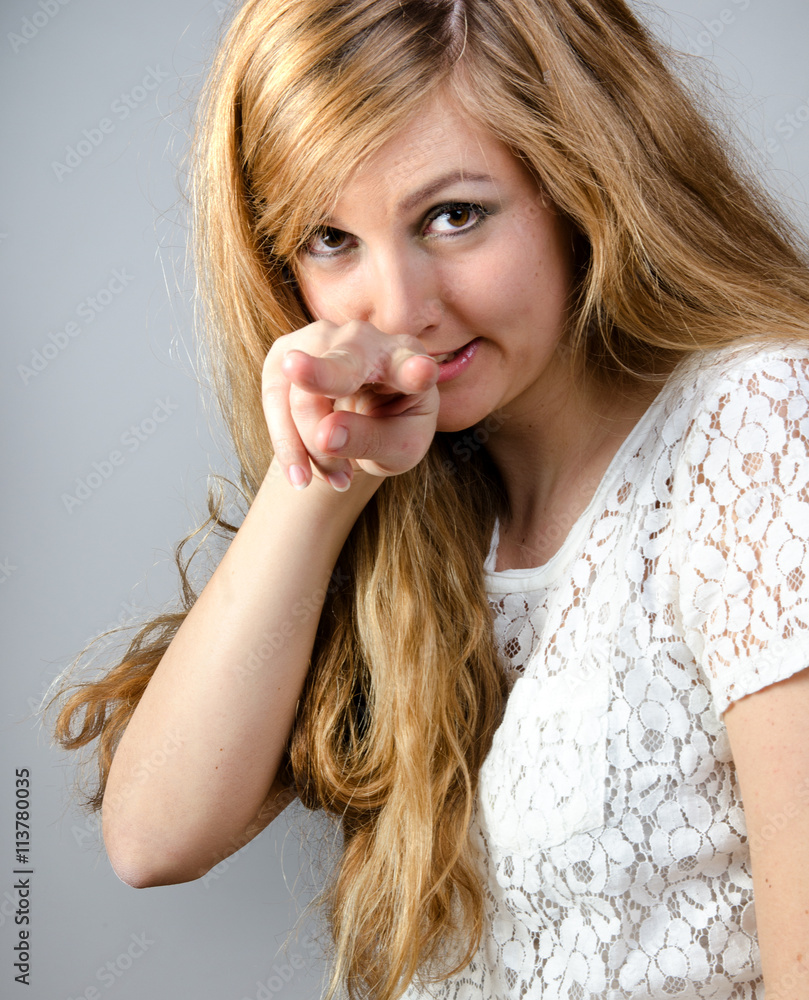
[318,169,499,233]
[396,170,497,214]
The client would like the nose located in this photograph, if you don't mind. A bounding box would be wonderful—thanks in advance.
[359,247,442,342]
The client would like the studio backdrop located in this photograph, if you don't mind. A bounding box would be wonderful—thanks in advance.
[2,1,808,998]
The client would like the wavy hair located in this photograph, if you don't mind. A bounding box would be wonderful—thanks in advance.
[47,2,809,998]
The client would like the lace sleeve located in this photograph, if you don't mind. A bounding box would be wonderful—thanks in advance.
[673,347,809,717]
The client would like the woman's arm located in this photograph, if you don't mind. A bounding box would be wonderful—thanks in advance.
[103,321,438,888]
[723,664,809,999]
[102,459,382,888]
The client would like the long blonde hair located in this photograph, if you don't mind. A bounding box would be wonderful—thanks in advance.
[47,1,809,998]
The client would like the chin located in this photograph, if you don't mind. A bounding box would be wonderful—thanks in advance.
[435,396,503,436]
[436,416,477,435]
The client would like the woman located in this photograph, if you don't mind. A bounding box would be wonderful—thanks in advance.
[48,0,809,997]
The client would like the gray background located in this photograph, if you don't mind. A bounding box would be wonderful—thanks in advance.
[2,1,808,998]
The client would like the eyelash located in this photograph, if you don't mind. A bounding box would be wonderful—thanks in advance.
[303,201,490,259]
[423,201,490,236]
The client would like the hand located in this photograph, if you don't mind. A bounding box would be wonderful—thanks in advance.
[262,319,440,491]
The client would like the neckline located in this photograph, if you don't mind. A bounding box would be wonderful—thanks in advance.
[483,356,696,591]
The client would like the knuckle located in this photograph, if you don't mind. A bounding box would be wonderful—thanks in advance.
[307,326,330,352]
[321,347,358,367]
[289,386,323,415]
[310,318,338,336]
[342,318,369,338]
[262,380,288,406]
[270,436,299,463]
[363,420,384,459]
[395,334,425,354]
[364,348,389,383]
[266,336,293,364]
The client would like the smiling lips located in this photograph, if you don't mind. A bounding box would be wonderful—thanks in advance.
[431,340,472,363]
[433,338,481,382]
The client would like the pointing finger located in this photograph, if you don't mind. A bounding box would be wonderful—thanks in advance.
[282,346,438,398]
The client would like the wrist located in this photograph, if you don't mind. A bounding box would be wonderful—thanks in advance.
[262,455,384,510]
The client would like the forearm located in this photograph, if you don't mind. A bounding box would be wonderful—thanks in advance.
[102,458,381,886]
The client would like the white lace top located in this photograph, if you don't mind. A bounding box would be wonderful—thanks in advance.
[404,338,809,999]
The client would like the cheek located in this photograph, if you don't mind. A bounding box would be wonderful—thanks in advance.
[295,274,328,321]
[454,249,537,320]
[297,270,364,326]
[514,199,575,272]
[442,250,516,319]
[507,230,573,316]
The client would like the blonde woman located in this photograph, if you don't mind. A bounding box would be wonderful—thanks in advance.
[48,1,809,997]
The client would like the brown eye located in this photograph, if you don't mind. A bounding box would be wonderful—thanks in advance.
[447,206,471,227]
[320,228,346,248]
[425,203,487,236]
[306,227,355,257]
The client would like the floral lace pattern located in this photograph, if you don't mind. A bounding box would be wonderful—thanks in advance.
[403,339,809,999]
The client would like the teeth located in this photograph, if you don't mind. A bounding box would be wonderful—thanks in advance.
[434,351,457,363]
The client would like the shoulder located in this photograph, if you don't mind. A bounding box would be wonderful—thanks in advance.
[661,336,809,464]
[628,336,809,490]
[676,335,809,406]
[666,337,809,714]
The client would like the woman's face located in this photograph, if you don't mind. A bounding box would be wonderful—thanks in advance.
[295,90,577,434]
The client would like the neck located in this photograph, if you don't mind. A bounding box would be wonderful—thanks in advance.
[482,364,660,544]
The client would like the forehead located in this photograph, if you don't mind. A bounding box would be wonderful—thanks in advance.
[324,91,533,220]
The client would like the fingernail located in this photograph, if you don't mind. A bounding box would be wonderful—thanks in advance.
[288,465,307,490]
[327,471,351,492]
[328,425,348,450]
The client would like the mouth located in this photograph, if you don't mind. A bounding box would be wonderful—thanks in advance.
[431,344,469,364]
[433,338,481,382]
